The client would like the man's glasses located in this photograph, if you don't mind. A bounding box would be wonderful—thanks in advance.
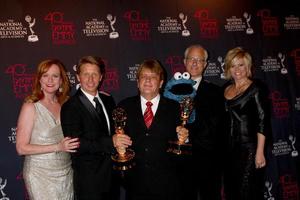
[186,57,206,64]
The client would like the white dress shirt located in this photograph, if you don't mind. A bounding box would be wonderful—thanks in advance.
[80,88,111,134]
[140,94,160,115]
[193,76,202,90]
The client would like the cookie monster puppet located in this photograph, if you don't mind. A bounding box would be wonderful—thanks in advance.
[163,72,196,123]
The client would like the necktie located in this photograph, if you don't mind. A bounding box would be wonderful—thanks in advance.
[93,97,108,131]
[144,101,153,128]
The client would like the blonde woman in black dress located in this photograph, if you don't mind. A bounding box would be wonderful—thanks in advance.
[223,47,270,200]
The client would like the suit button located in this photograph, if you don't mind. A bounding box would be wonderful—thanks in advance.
[145,148,148,152]
[145,133,149,136]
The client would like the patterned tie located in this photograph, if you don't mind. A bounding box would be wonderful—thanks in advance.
[144,101,153,128]
[93,97,108,131]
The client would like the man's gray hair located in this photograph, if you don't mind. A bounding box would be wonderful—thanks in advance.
[184,45,208,61]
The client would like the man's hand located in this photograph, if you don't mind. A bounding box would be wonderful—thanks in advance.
[112,129,132,149]
[176,125,189,143]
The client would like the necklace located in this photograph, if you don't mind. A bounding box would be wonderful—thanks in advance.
[233,80,250,96]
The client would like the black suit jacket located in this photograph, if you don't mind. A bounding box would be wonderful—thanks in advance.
[118,95,182,200]
[186,80,225,200]
[189,80,225,153]
[61,89,116,199]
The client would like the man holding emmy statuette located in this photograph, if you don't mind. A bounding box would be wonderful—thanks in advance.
[167,96,193,155]
[184,45,225,200]
[111,107,135,171]
[61,56,130,200]
[117,59,188,200]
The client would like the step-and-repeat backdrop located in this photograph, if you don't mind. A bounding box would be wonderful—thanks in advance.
[0,0,299,199]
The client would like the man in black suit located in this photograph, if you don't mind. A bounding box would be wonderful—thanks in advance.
[184,45,225,200]
[61,56,131,200]
[117,59,189,200]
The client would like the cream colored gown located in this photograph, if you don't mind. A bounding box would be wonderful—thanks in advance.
[23,102,73,200]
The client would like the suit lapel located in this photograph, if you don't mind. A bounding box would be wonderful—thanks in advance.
[133,96,147,129]
[99,94,114,135]
[77,89,101,123]
[195,80,206,102]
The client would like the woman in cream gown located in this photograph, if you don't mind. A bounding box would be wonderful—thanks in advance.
[16,59,80,200]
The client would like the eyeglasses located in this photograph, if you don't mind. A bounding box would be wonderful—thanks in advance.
[139,75,160,81]
[186,57,206,64]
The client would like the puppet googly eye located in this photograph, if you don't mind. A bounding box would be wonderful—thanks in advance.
[182,72,190,79]
[174,72,182,80]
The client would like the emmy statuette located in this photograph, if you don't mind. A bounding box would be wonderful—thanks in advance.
[167,96,193,155]
[111,108,135,170]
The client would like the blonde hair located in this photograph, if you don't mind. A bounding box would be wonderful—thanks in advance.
[137,59,164,81]
[76,56,105,75]
[224,47,253,80]
[25,59,70,105]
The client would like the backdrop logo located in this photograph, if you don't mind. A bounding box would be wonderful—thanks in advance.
[284,15,300,30]
[71,65,81,90]
[290,48,300,76]
[126,64,139,81]
[257,9,280,36]
[5,64,34,99]
[224,15,246,32]
[8,127,16,144]
[66,71,76,88]
[278,52,288,74]
[100,60,119,92]
[194,9,219,39]
[83,18,109,37]
[25,15,39,42]
[264,180,274,200]
[270,91,289,118]
[289,135,298,157]
[0,19,27,39]
[204,62,221,77]
[279,175,299,200]
[123,10,150,41]
[44,12,76,45]
[157,16,181,34]
[0,177,9,199]
[272,139,292,156]
[224,12,254,34]
[260,56,281,72]
[179,13,190,36]
[243,12,254,34]
[217,56,226,79]
[107,14,119,39]
[165,56,185,74]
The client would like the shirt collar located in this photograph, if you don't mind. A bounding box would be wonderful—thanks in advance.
[140,94,160,105]
[80,88,99,102]
[193,76,202,90]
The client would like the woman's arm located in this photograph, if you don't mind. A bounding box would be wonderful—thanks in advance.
[255,133,266,168]
[16,102,79,155]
